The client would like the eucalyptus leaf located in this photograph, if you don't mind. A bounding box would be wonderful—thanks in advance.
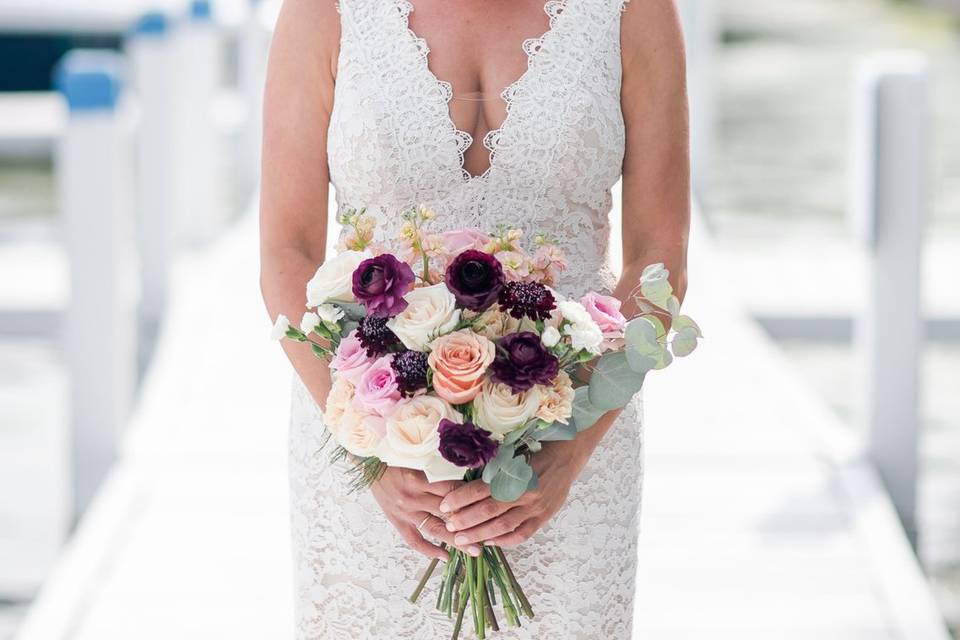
[571,386,605,431]
[340,319,359,337]
[503,424,534,446]
[527,471,539,492]
[490,456,533,502]
[625,316,671,373]
[481,443,515,484]
[588,351,646,411]
[336,302,366,321]
[671,318,702,358]
[534,421,577,441]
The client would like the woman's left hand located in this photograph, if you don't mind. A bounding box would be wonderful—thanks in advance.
[437,440,591,548]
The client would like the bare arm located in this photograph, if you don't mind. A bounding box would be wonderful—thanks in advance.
[259,0,339,409]
[440,0,690,546]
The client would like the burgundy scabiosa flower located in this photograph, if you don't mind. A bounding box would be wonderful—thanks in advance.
[444,249,504,312]
[356,315,401,357]
[352,253,416,317]
[498,281,556,321]
[390,350,429,397]
[438,419,499,469]
[490,331,560,393]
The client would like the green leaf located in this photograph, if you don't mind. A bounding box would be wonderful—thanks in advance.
[527,471,539,492]
[571,386,604,431]
[503,424,534,446]
[533,421,577,441]
[670,315,702,358]
[490,456,533,502]
[588,351,646,411]
[340,319,359,337]
[624,316,671,373]
[337,302,366,321]
[481,443,515,484]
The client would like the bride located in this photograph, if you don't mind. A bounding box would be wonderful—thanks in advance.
[260,0,689,637]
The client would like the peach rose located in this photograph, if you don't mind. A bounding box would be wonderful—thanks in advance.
[536,371,574,425]
[323,376,355,434]
[428,330,496,404]
[336,406,387,458]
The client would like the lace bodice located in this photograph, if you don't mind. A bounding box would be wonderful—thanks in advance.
[290,2,643,638]
[328,0,630,295]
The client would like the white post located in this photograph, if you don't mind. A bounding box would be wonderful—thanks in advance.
[238,0,270,199]
[170,0,227,247]
[677,0,717,198]
[127,12,175,347]
[851,51,929,541]
[55,50,138,518]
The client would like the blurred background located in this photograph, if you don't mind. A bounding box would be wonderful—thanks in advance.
[0,0,957,638]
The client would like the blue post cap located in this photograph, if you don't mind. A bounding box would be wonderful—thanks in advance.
[131,11,168,37]
[189,0,213,21]
[55,50,123,113]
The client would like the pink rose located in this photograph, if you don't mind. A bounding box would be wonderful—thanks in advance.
[330,330,374,384]
[440,228,491,257]
[581,292,626,348]
[353,355,402,416]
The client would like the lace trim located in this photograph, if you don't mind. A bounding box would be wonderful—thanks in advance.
[393,0,570,182]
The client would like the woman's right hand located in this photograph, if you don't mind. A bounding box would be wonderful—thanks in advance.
[370,467,482,561]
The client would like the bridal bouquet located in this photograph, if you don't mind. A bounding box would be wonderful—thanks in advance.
[272,207,700,638]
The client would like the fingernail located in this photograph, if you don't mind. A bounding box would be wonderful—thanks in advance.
[446,522,456,532]
[439,502,450,513]
[468,546,481,557]
[454,535,468,546]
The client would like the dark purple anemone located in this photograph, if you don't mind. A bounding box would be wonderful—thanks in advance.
[438,419,499,469]
[490,331,560,393]
[445,250,504,312]
[352,253,415,317]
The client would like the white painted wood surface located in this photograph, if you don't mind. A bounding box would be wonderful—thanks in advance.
[15,200,949,639]
[851,52,929,540]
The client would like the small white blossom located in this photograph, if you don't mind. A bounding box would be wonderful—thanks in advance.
[541,325,561,348]
[270,314,290,341]
[317,303,345,325]
[565,321,604,354]
[557,300,592,326]
[300,311,320,334]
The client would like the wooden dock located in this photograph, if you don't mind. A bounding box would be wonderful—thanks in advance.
[13,203,951,639]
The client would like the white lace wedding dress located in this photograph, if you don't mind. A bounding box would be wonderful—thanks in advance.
[289,0,643,637]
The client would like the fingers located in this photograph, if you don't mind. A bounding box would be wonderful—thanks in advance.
[417,514,482,557]
[422,478,462,497]
[480,518,540,548]
[398,522,448,561]
[444,498,513,533]
[449,507,529,547]
[439,479,491,514]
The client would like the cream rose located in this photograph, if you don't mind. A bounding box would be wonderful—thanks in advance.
[387,283,460,351]
[536,371,574,424]
[380,395,463,476]
[428,330,496,404]
[472,379,541,439]
[335,406,387,458]
[305,250,369,307]
[323,377,355,435]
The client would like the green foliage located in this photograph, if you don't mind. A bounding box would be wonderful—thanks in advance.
[588,351,646,411]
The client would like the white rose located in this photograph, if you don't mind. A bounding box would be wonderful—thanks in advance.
[380,396,463,476]
[335,406,386,458]
[317,303,345,324]
[305,250,369,307]
[300,311,319,334]
[472,379,541,439]
[558,299,592,326]
[387,283,461,351]
[565,320,604,354]
[270,314,290,340]
[541,325,561,348]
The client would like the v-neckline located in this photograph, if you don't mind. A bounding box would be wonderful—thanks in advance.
[395,0,566,182]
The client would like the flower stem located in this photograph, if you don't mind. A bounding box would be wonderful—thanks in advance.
[494,546,534,619]
[409,555,441,603]
[484,547,519,627]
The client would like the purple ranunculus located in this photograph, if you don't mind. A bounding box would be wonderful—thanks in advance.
[438,419,499,469]
[490,331,560,393]
[352,253,416,317]
[444,250,504,312]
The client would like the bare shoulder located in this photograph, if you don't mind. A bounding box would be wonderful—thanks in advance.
[620,0,686,79]
[270,0,340,91]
